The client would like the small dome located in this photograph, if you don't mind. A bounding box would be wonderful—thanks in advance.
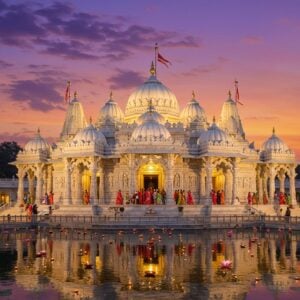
[73,122,106,145]
[25,129,50,152]
[131,104,171,143]
[198,118,229,144]
[137,101,165,124]
[98,92,124,124]
[262,128,288,152]
[125,62,180,123]
[180,91,206,125]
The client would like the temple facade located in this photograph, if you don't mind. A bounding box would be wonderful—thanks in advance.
[14,63,297,207]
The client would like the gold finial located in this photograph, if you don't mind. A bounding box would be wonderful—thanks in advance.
[109,91,113,100]
[192,90,195,99]
[37,128,40,134]
[272,127,275,134]
[74,91,77,99]
[150,61,156,75]
[228,90,232,98]
[212,116,216,123]
[89,116,93,124]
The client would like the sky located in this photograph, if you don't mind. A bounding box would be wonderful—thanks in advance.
[0,0,300,160]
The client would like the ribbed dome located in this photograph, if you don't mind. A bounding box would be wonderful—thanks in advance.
[125,63,180,124]
[131,105,171,143]
[98,92,124,124]
[25,129,50,152]
[198,118,229,144]
[262,128,288,152]
[73,123,106,145]
[180,92,206,125]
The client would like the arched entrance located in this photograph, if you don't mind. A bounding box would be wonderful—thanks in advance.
[138,162,165,191]
[212,169,225,191]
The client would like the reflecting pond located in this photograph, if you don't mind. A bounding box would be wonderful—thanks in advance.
[0,228,300,299]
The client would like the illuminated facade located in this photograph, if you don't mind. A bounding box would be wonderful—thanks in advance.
[14,63,297,209]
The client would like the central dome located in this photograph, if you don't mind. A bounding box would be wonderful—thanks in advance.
[130,103,171,143]
[125,63,180,124]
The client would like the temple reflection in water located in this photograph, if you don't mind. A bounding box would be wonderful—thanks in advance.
[2,229,300,299]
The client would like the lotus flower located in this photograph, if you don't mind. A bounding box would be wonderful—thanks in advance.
[220,260,232,269]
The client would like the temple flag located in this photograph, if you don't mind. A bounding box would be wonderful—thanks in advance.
[64,81,71,103]
[158,52,171,67]
[234,80,243,105]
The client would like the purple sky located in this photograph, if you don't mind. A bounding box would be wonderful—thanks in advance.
[0,0,300,158]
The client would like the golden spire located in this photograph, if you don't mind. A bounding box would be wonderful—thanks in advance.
[109,91,113,100]
[150,61,156,76]
[212,116,216,123]
[192,90,195,99]
[272,127,275,135]
[74,91,77,99]
[37,128,40,134]
[89,116,93,125]
[228,90,232,99]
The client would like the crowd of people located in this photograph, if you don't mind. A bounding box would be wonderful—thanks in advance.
[115,188,167,205]
[247,191,292,205]
[210,190,225,205]
[173,190,194,205]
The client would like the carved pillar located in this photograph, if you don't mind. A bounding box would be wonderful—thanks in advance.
[99,167,104,204]
[269,164,275,204]
[42,169,47,196]
[129,154,135,196]
[74,167,82,205]
[263,175,268,204]
[225,168,231,204]
[28,172,35,200]
[89,158,97,205]
[232,158,239,204]
[63,240,71,281]
[64,158,72,205]
[290,236,297,271]
[289,166,296,205]
[166,154,175,205]
[269,239,277,273]
[258,171,263,204]
[47,166,53,193]
[35,164,43,204]
[17,168,25,205]
[205,157,213,205]
[279,172,285,193]
[200,168,206,200]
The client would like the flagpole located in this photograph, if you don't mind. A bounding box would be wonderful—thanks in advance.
[154,43,158,76]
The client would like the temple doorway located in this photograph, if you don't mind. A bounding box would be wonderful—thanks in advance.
[138,161,165,190]
[144,175,159,189]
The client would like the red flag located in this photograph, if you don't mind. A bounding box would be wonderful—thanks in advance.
[64,81,70,103]
[157,52,171,67]
[234,80,243,105]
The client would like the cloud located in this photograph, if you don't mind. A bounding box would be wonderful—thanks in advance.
[108,69,144,90]
[182,57,229,76]
[0,2,45,46]
[0,1,202,61]
[38,39,99,60]
[0,59,13,68]
[244,115,279,121]
[5,77,65,111]
[241,35,264,45]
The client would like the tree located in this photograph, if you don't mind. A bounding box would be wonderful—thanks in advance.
[0,141,22,178]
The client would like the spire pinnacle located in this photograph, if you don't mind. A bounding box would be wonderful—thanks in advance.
[228,90,232,99]
[150,61,156,76]
[74,91,77,99]
[37,128,40,134]
[212,116,216,123]
[272,127,275,135]
[109,91,113,100]
[192,90,195,99]
[89,116,93,125]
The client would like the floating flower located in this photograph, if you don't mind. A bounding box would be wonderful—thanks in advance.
[220,260,232,269]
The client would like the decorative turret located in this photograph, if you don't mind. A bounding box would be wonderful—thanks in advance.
[60,92,87,142]
[219,90,245,140]
[180,91,207,128]
[97,91,124,126]
[125,62,180,124]
[24,128,50,152]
